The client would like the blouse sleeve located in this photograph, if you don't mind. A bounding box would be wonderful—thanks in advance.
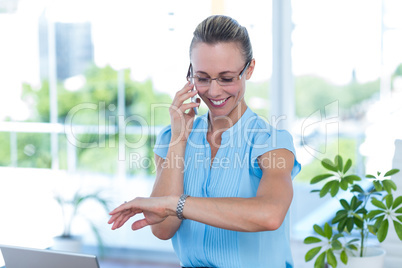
[153,125,172,159]
[250,129,301,179]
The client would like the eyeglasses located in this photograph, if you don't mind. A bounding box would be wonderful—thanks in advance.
[186,61,250,87]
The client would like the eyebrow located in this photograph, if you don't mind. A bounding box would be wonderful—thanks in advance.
[195,70,237,76]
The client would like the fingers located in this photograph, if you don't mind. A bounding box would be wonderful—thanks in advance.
[172,82,198,108]
[131,218,149,231]
[108,201,139,230]
[110,215,127,230]
[109,210,136,230]
[180,101,200,113]
[170,95,200,118]
[185,103,198,118]
[109,204,126,216]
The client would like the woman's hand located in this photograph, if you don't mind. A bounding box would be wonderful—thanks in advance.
[169,82,200,143]
[108,196,178,231]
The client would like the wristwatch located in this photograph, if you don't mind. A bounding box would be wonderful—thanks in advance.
[176,194,190,220]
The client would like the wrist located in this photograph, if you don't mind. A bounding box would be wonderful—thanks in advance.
[166,195,180,216]
[167,139,187,158]
[169,137,187,147]
[175,194,190,220]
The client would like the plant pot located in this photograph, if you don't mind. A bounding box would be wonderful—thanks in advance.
[51,236,82,253]
[337,247,386,268]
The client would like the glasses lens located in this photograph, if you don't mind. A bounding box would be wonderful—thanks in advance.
[194,76,210,87]
[194,76,237,87]
[217,77,236,86]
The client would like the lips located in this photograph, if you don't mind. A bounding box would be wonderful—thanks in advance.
[209,97,230,107]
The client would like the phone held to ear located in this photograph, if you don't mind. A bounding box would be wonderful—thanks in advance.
[189,77,199,115]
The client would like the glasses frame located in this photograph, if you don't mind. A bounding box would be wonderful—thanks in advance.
[186,61,250,87]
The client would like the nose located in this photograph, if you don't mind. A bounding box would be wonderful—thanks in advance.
[208,79,221,98]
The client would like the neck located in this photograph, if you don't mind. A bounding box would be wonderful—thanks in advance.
[208,100,247,132]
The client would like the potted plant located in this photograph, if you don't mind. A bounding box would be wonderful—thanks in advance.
[303,155,402,267]
[53,190,110,254]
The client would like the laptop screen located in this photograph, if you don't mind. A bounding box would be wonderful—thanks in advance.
[0,244,100,268]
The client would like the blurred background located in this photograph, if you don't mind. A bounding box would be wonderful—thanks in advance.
[1,0,402,267]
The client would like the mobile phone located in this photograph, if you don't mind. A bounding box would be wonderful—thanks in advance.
[189,72,199,115]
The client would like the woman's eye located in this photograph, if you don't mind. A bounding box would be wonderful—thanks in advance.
[197,77,209,83]
[220,77,234,83]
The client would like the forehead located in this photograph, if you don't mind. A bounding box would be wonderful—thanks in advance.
[190,42,244,73]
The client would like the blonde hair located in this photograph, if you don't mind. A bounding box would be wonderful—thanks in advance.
[190,15,253,63]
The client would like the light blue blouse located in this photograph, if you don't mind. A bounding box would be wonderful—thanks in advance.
[153,107,301,268]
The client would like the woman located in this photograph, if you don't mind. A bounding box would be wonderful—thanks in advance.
[109,15,301,268]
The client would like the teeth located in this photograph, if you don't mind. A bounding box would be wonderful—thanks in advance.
[210,98,228,105]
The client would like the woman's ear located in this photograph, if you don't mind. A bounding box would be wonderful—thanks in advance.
[246,58,256,80]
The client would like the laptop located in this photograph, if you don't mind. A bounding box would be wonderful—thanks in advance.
[0,244,100,268]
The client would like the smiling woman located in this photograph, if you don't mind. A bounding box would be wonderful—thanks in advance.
[189,42,253,121]
[108,15,301,268]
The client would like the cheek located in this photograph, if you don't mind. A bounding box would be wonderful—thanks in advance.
[196,87,208,98]
[229,86,245,98]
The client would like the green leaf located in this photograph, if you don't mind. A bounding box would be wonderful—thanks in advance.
[351,184,364,193]
[346,218,354,233]
[313,224,325,237]
[350,196,358,209]
[322,159,338,172]
[368,224,376,235]
[314,251,326,268]
[304,236,322,244]
[367,209,385,219]
[397,216,402,222]
[305,246,322,262]
[340,199,350,210]
[335,155,343,172]
[384,169,400,177]
[374,215,385,229]
[373,180,383,192]
[343,159,352,174]
[324,222,333,239]
[338,217,347,233]
[393,220,402,241]
[385,195,393,209]
[366,174,376,179]
[392,196,402,209]
[377,219,389,242]
[354,217,363,229]
[371,198,387,210]
[331,239,342,250]
[330,181,340,197]
[347,238,359,245]
[332,211,347,224]
[320,181,335,198]
[356,207,367,214]
[327,249,337,268]
[311,173,334,184]
[382,180,397,194]
[347,244,358,251]
[344,175,361,182]
[339,178,349,191]
[353,213,364,222]
[395,207,402,214]
[333,233,344,240]
[340,250,348,264]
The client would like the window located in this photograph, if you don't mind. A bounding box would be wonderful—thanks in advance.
[290,0,402,236]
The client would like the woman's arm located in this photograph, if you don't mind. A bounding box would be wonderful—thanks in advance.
[148,151,185,239]
[177,148,294,231]
[148,82,199,239]
[109,149,294,232]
